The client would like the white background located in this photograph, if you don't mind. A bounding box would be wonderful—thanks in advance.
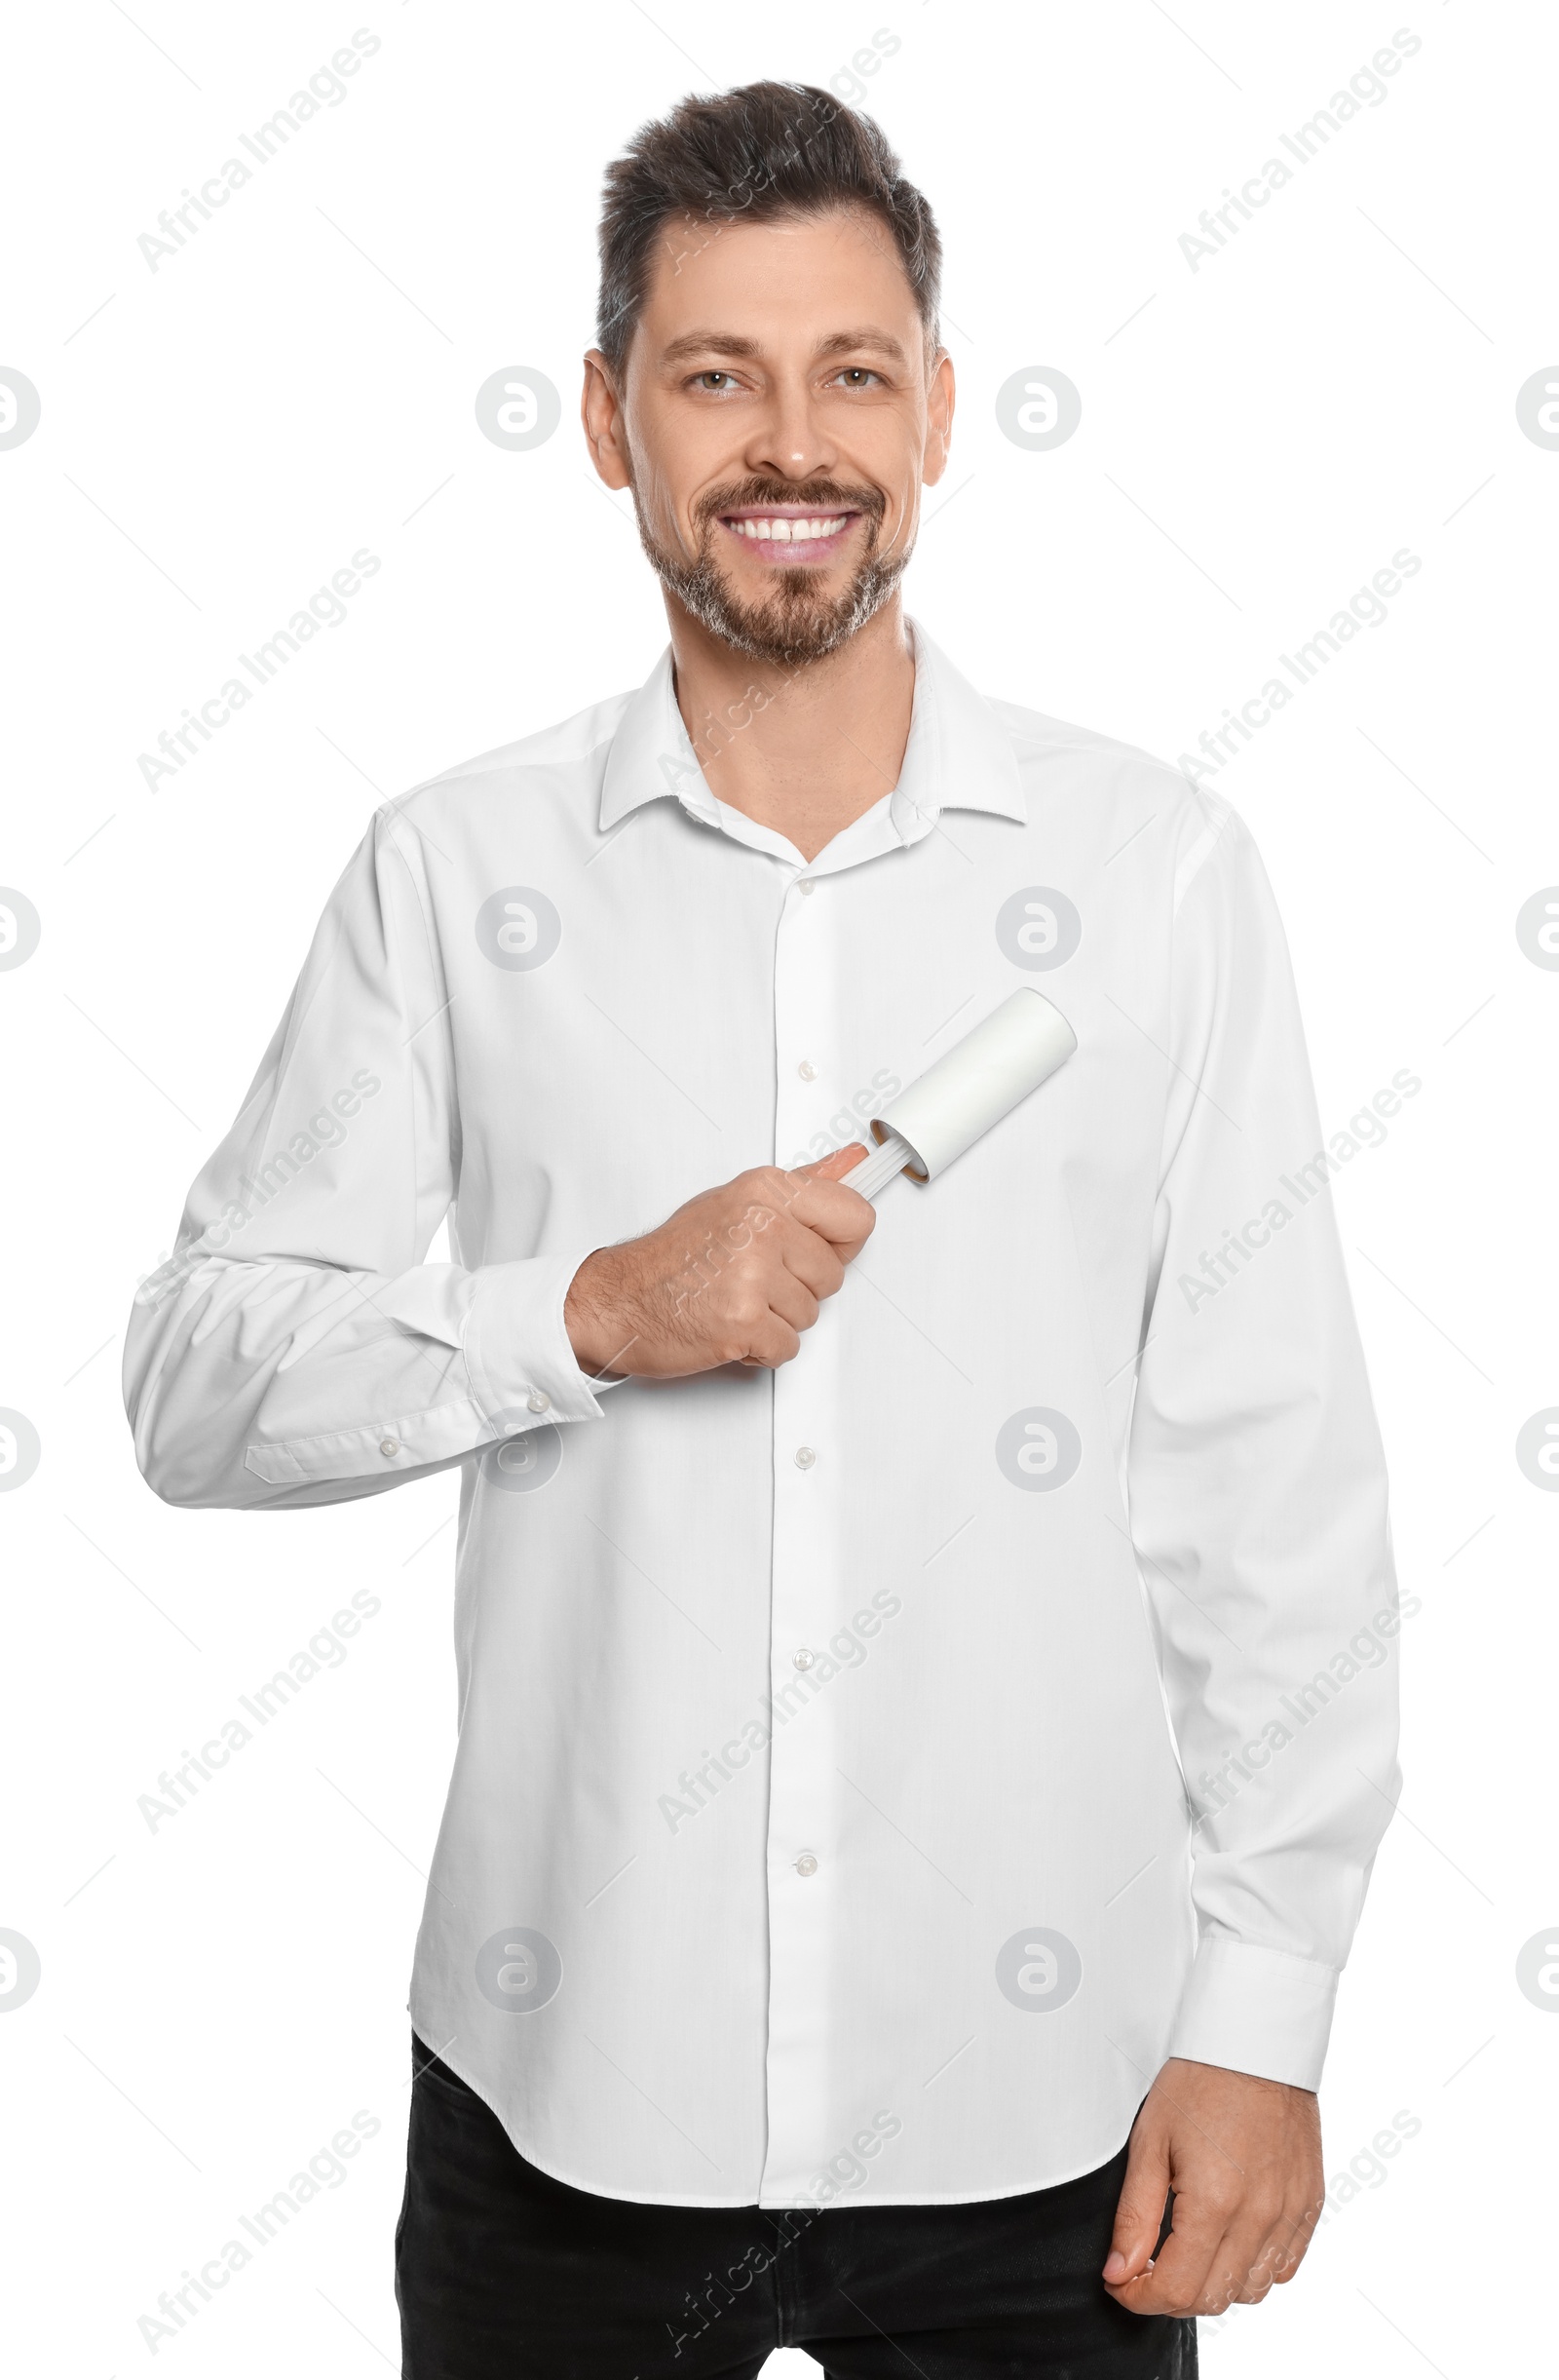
[2,1,1553,2371]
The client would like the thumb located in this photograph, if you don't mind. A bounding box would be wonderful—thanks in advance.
[790,1143,875,1259]
[797,1143,868,1180]
[1103,2118,1172,2287]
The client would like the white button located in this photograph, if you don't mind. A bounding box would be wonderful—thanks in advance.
[526,1390,551,1413]
[794,1852,818,1877]
[794,1445,816,1470]
[797,1059,817,1082]
[793,1647,815,1670]
[797,877,816,896]
[379,1438,399,1458]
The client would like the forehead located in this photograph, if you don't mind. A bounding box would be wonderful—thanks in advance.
[635,204,923,351]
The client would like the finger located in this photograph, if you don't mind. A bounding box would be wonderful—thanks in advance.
[1223,2169,1321,2304]
[1102,2123,1172,2291]
[1107,2185,1235,2317]
[736,1311,803,1368]
[1217,2208,1285,2311]
[1232,2239,1280,2305]
[1268,2192,1323,2285]
[764,1267,821,1338]
[796,1144,869,1180]
[775,1219,848,1302]
[756,1200,859,1290]
[778,1166,877,1252]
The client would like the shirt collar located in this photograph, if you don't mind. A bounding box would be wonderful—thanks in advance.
[597,620,1026,854]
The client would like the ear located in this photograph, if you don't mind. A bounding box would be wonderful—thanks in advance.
[923,348,955,489]
[582,349,632,490]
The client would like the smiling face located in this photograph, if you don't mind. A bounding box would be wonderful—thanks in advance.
[584,206,954,668]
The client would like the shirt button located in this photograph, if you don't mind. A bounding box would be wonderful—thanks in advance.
[793,1647,815,1670]
[797,877,816,896]
[794,1445,816,1470]
[379,1438,399,1458]
[795,1852,818,1877]
[526,1390,551,1413]
[797,1059,817,1082]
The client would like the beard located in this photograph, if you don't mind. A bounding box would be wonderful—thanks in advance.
[629,475,911,668]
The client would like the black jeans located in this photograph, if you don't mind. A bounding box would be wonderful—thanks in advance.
[397,2033,1196,2378]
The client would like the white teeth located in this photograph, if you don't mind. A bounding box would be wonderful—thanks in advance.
[732,515,847,542]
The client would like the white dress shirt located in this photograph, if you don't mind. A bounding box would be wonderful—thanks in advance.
[125,623,1399,2210]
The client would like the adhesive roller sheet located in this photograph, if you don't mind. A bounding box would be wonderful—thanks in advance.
[840,987,1077,1199]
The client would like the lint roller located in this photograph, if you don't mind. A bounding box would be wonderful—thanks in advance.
[839,987,1077,1199]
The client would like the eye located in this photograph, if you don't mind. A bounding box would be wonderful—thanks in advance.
[691,369,741,393]
[831,367,884,389]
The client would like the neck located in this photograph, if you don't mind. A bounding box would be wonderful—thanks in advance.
[666,596,917,865]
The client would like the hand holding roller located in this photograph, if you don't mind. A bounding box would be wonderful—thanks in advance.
[563,988,1076,1384]
[838,987,1077,1199]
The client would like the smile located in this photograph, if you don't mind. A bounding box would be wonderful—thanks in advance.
[717,508,860,564]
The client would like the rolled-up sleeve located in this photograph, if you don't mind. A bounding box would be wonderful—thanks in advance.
[124,806,612,1511]
[1127,800,1401,2090]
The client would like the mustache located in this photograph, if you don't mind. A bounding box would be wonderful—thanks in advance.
[695,478,887,530]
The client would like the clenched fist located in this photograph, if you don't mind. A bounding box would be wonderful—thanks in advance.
[563,1145,875,1382]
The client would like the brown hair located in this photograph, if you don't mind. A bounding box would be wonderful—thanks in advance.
[596,80,941,376]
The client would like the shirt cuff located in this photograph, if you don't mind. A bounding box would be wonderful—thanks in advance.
[1167,1934,1338,2092]
[463,1248,614,1431]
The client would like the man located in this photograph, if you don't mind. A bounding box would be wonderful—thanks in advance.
[126,80,1399,2380]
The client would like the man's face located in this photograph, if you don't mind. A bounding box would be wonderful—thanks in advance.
[585,207,953,667]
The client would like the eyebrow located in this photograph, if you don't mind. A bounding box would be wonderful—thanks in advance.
[659,326,912,369]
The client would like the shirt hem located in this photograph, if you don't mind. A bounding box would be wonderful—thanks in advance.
[411,2018,1138,2212]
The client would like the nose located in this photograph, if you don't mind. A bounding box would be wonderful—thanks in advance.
[740,371,840,486]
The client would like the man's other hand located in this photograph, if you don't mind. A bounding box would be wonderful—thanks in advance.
[1103,2057,1324,2318]
[563,1146,874,1381]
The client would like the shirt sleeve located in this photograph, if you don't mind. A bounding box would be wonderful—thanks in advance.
[1126,798,1401,2091]
[123,805,618,1512]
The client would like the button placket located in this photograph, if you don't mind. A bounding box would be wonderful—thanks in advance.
[761,859,847,2202]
